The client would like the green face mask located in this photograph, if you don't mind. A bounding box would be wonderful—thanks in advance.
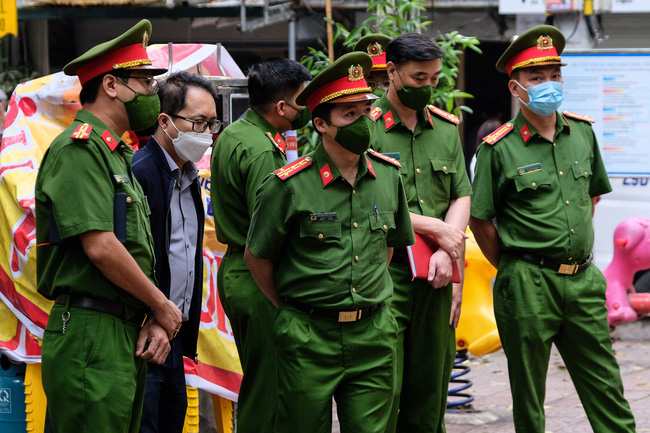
[326,114,373,155]
[284,101,311,130]
[395,68,434,111]
[372,87,386,98]
[117,81,161,132]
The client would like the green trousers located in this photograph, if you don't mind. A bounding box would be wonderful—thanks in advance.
[274,303,397,433]
[217,250,276,433]
[495,253,636,433]
[42,304,147,433]
[384,263,455,433]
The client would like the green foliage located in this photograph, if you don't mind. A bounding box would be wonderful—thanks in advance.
[297,0,481,155]
[0,60,38,98]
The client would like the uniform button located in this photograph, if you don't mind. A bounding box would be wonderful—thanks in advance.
[352,288,356,293]
[571,228,575,234]
[383,224,388,230]
[566,200,570,205]
[352,190,356,194]
[318,233,324,239]
[559,171,564,176]
[553,142,557,147]
[443,166,448,171]
[353,222,358,228]
[568,257,573,261]
[584,171,589,177]
[305,157,312,162]
[420,199,424,204]
[531,182,537,188]
[126,196,132,203]
[355,255,359,262]
[416,168,421,174]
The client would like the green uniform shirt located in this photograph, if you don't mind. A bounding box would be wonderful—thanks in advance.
[370,95,472,220]
[247,144,415,310]
[211,109,288,247]
[471,110,612,261]
[35,109,154,309]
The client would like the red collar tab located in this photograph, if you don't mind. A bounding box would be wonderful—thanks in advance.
[520,124,532,143]
[369,106,382,121]
[384,109,395,130]
[274,156,313,180]
[428,105,460,125]
[562,111,595,123]
[482,122,514,146]
[101,129,119,151]
[77,43,153,86]
[266,131,286,154]
[425,107,434,128]
[366,156,376,178]
[70,123,92,140]
[320,163,335,186]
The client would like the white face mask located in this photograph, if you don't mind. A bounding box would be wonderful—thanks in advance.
[163,115,213,162]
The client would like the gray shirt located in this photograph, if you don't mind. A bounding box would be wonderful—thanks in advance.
[161,146,199,322]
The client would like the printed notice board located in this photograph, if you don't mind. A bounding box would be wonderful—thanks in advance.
[562,51,650,177]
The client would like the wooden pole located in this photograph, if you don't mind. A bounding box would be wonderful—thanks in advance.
[325,0,334,62]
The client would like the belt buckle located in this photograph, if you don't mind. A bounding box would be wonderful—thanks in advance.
[558,263,578,275]
[338,310,360,322]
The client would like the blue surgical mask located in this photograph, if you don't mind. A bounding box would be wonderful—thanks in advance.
[516,80,563,116]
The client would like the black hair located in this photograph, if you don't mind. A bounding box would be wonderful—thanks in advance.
[311,102,335,137]
[79,73,110,105]
[386,33,444,67]
[154,71,219,131]
[247,58,312,113]
[510,69,521,80]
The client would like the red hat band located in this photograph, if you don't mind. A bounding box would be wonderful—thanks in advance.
[76,43,153,85]
[506,44,561,75]
[371,54,387,70]
[306,73,372,112]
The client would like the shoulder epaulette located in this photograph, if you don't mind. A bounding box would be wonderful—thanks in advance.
[367,149,401,168]
[274,156,313,180]
[427,105,459,125]
[70,123,92,140]
[562,111,595,123]
[482,122,514,146]
[369,106,382,121]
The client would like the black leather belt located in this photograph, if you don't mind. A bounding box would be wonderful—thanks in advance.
[519,252,592,275]
[55,294,149,327]
[283,298,381,323]
[227,245,244,254]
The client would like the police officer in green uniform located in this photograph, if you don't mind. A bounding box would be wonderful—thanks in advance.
[369,33,472,433]
[354,33,392,97]
[35,20,182,433]
[470,25,636,433]
[244,52,415,433]
[210,57,311,433]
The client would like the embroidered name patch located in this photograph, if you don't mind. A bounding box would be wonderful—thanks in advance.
[517,163,542,175]
[309,212,337,221]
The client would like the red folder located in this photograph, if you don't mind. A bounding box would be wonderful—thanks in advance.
[406,233,461,283]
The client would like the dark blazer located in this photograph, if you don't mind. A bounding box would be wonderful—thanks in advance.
[132,137,204,361]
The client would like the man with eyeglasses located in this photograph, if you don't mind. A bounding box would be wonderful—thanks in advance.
[132,70,218,433]
[211,57,311,433]
[35,20,182,433]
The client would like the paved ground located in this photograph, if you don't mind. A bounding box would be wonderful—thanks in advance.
[330,321,650,433]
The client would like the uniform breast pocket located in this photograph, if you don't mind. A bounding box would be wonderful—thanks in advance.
[368,212,396,264]
[299,220,343,269]
[571,159,593,206]
[430,158,456,202]
[513,170,552,214]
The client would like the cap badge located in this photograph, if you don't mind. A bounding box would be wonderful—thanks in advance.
[367,42,383,57]
[142,31,149,49]
[537,35,553,50]
[348,64,364,82]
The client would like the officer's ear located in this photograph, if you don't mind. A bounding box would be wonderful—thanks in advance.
[275,100,287,117]
[313,117,328,135]
[102,74,120,99]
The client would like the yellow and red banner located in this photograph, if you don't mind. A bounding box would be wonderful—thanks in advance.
[0,44,245,401]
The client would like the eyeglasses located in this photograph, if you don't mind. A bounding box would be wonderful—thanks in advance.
[117,75,159,94]
[170,114,222,134]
